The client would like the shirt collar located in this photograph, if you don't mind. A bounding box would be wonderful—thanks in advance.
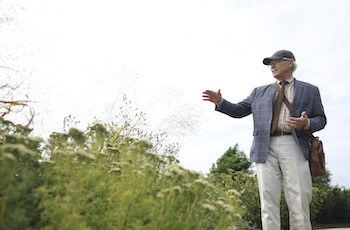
[277,76,294,84]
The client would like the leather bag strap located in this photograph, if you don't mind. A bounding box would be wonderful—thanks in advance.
[273,82,297,117]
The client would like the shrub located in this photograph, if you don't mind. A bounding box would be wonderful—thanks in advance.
[0,117,43,229]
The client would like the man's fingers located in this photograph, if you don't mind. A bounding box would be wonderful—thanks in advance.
[203,90,216,102]
[290,111,308,120]
[203,89,223,105]
[301,111,308,118]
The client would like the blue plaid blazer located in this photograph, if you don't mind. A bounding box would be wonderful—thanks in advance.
[216,79,327,163]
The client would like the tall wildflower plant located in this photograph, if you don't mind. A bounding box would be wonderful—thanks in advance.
[153,164,244,229]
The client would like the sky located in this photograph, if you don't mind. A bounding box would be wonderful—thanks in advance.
[1,0,350,187]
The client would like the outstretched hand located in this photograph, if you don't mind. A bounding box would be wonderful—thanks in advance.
[202,89,222,105]
[287,111,309,129]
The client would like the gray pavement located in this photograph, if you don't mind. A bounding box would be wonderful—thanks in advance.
[317,228,350,230]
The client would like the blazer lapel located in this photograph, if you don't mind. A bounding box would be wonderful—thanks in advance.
[293,78,303,115]
[268,83,277,106]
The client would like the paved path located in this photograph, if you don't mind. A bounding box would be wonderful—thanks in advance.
[315,225,350,230]
[320,228,350,230]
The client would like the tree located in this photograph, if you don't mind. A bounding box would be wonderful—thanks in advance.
[208,144,260,229]
[210,144,252,175]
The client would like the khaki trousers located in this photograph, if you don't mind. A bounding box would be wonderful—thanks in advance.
[256,135,312,230]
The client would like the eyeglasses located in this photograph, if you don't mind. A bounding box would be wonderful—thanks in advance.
[268,60,285,66]
[268,58,294,66]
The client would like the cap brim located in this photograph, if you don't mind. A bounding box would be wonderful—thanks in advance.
[263,58,272,65]
[263,57,280,65]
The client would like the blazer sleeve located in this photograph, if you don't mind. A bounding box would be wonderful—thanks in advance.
[294,82,326,136]
[308,86,327,133]
[215,88,255,118]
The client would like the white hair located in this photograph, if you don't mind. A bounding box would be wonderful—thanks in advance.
[282,57,297,72]
[292,61,298,72]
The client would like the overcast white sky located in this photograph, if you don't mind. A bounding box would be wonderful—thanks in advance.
[1,0,350,187]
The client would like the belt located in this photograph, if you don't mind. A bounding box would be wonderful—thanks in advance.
[271,130,292,136]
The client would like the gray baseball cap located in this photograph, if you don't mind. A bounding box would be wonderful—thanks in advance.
[263,50,296,65]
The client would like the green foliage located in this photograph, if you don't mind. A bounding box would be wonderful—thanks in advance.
[209,144,261,228]
[208,172,261,230]
[315,186,350,224]
[308,170,332,223]
[0,117,245,229]
[0,117,43,229]
[210,144,252,175]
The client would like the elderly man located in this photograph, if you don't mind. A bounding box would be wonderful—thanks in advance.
[202,50,326,230]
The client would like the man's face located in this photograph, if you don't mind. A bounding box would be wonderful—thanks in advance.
[269,59,293,80]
